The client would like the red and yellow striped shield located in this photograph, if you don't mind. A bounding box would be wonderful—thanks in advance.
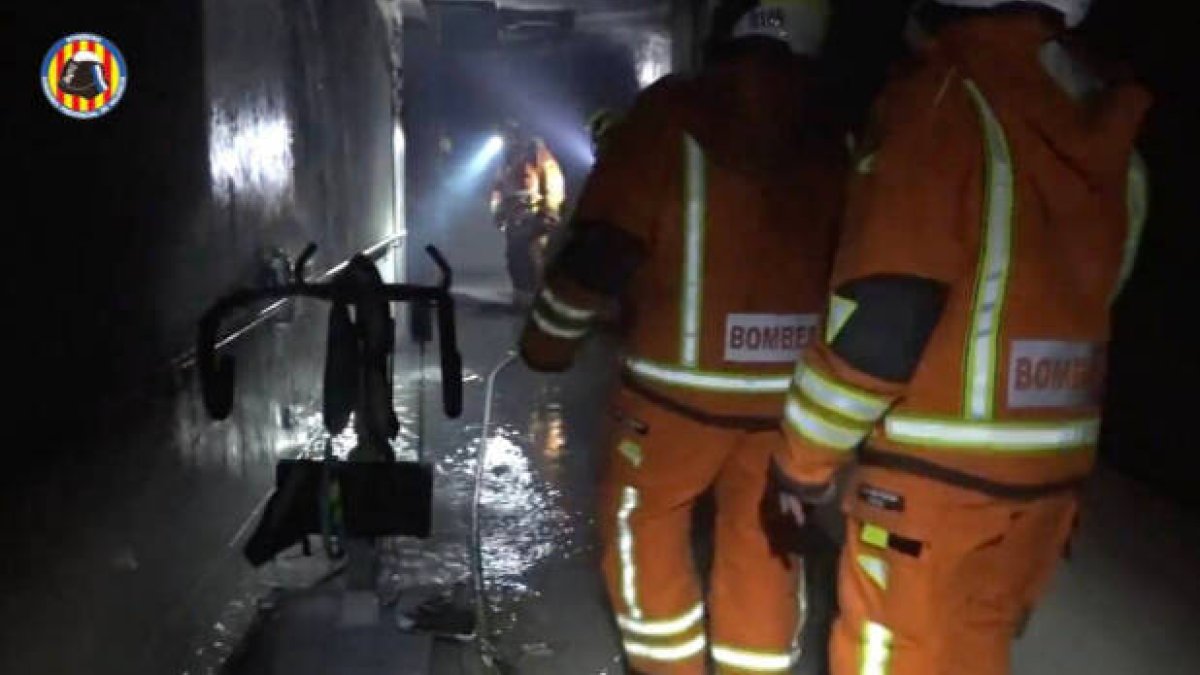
[41,33,128,119]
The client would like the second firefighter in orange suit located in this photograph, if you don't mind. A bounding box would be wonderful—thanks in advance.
[771,2,1151,674]
[519,1,843,672]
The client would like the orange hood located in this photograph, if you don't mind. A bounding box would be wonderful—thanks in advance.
[936,15,1151,188]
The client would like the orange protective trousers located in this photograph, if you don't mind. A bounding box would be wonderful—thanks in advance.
[831,466,1079,675]
[599,387,800,675]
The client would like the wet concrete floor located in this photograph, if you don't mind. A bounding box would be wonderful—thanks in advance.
[2,269,1198,675]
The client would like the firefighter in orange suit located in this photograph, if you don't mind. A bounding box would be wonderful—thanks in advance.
[491,122,567,303]
[770,2,1151,674]
[518,1,844,672]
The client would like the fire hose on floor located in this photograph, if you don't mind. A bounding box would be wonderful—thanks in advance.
[469,350,520,672]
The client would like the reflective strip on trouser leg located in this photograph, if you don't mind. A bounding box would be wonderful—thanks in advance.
[792,561,807,656]
[618,602,705,637]
[680,135,706,367]
[860,621,894,675]
[617,487,642,619]
[712,645,796,672]
[531,307,588,340]
[625,634,709,663]
[962,80,1015,420]
[857,554,889,590]
[539,286,597,322]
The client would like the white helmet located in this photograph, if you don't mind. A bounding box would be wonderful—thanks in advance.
[931,0,1093,28]
[731,0,832,56]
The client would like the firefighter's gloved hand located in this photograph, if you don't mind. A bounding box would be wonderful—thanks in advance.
[764,460,839,558]
[771,460,837,519]
[760,486,802,567]
[779,485,837,529]
[779,494,812,528]
[761,466,835,565]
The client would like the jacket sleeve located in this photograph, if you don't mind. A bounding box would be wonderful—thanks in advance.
[519,84,676,372]
[774,65,976,497]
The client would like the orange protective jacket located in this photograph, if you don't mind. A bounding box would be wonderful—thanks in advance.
[491,140,565,220]
[520,49,846,422]
[775,16,1152,495]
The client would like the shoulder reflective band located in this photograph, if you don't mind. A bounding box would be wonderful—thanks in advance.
[793,363,891,423]
[617,487,642,619]
[624,634,708,662]
[618,603,705,637]
[712,645,796,672]
[1114,151,1149,301]
[531,307,588,340]
[860,621,894,675]
[626,357,790,393]
[540,286,596,322]
[885,415,1099,452]
[962,80,1016,421]
[681,135,707,367]
[785,395,870,451]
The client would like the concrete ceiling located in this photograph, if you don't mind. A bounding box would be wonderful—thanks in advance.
[500,0,665,10]
[416,0,670,27]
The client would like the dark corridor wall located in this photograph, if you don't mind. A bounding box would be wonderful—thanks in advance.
[4,0,399,439]
[1086,0,1197,504]
[5,2,207,433]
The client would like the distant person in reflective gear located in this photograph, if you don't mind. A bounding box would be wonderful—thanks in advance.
[490,120,565,305]
[771,2,1150,674]
[518,1,844,672]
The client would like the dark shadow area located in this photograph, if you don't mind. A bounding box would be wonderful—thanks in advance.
[4,1,207,438]
[3,0,398,447]
[1086,0,1197,506]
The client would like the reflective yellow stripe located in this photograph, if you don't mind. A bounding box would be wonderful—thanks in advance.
[885,415,1099,452]
[855,152,877,175]
[826,294,858,344]
[962,80,1015,421]
[625,634,708,662]
[625,358,790,393]
[793,571,807,654]
[860,523,889,550]
[540,286,596,322]
[618,440,644,468]
[1114,151,1149,301]
[784,395,869,452]
[860,621,893,675]
[681,135,706,367]
[531,308,588,340]
[857,554,889,590]
[712,645,796,672]
[618,603,705,637]
[617,487,642,619]
[794,363,891,423]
